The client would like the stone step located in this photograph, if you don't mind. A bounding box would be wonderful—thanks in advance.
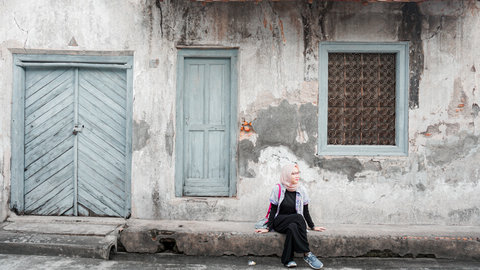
[0,231,117,259]
[0,215,125,259]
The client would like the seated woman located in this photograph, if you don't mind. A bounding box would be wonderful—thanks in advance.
[255,163,326,269]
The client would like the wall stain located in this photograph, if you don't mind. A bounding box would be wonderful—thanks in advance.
[314,157,363,181]
[254,100,299,149]
[417,156,425,172]
[251,101,318,165]
[364,160,382,171]
[399,2,424,109]
[178,7,189,45]
[416,183,426,192]
[142,0,155,53]
[427,133,479,166]
[278,18,286,43]
[155,0,164,37]
[239,101,292,177]
[133,120,151,151]
[449,78,469,117]
[238,140,257,178]
[0,158,3,178]
[240,100,368,181]
[152,180,161,218]
[165,118,175,157]
[386,165,405,176]
[472,103,480,118]
[299,1,333,81]
[448,207,479,224]
[445,177,461,187]
[239,101,300,177]
[421,122,460,136]
[421,123,440,136]
[293,103,319,166]
[165,1,262,45]
[445,123,460,136]
[182,199,228,221]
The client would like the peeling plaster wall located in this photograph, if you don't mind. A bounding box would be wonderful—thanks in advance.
[0,0,479,225]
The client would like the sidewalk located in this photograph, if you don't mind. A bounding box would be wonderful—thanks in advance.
[0,215,479,260]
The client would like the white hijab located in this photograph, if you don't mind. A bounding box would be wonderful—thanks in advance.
[280,163,299,192]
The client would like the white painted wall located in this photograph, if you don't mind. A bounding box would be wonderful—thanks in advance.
[0,0,479,225]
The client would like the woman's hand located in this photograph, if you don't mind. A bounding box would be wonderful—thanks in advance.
[255,228,269,234]
[312,226,326,232]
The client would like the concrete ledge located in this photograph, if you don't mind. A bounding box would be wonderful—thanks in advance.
[0,231,117,259]
[120,220,480,260]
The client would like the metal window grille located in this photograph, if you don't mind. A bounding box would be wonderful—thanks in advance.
[327,53,396,145]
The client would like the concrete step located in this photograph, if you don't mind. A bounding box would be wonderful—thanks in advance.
[119,220,480,260]
[0,231,117,259]
[0,215,125,259]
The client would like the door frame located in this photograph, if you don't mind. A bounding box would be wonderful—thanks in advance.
[10,53,133,217]
[175,49,238,197]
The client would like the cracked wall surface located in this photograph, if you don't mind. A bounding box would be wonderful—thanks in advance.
[0,0,479,225]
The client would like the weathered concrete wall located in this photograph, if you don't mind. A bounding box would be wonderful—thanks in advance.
[0,0,479,225]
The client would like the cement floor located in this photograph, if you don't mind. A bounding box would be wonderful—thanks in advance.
[0,253,479,270]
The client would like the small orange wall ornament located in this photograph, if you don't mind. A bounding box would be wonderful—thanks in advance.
[240,121,253,132]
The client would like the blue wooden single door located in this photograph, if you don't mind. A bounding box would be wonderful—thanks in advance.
[183,58,231,196]
[23,66,129,217]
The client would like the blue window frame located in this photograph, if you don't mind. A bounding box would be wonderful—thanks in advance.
[318,42,409,156]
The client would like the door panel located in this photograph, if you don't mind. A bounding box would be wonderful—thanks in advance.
[24,67,75,215]
[186,131,204,179]
[77,68,127,216]
[208,64,225,125]
[183,58,231,196]
[187,64,205,125]
[207,131,225,179]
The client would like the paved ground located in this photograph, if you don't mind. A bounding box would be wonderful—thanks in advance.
[0,253,478,270]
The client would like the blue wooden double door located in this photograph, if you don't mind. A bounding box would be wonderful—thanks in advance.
[23,66,129,217]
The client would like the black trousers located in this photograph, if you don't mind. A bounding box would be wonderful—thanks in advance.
[273,213,310,264]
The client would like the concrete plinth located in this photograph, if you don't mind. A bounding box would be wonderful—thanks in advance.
[120,220,480,260]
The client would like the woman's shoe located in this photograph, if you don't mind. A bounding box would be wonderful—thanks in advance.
[303,252,323,269]
[285,261,297,268]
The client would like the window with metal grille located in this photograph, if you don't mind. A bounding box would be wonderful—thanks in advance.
[328,53,396,145]
[318,43,409,156]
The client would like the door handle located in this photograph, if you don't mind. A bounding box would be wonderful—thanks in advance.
[73,124,84,135]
